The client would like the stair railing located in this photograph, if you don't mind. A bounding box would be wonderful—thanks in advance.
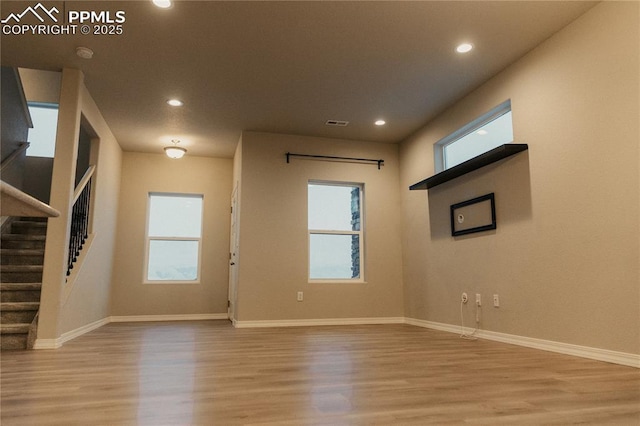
[0,142,30,172]
[67,165,95,276]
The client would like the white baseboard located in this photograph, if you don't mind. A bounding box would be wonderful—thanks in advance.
[233,317,405,328]
[33,314,639,368]
[34,314,228,349]
[110,313,229,323]
[405,317,640,369]
[32,338,62,350]
[34,317,110,350]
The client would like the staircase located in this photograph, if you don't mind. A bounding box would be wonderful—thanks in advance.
[1,217,46,350]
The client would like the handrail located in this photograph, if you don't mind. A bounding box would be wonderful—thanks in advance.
[73,165,96,204]
[0,180,60,217]
[0,142,30,172]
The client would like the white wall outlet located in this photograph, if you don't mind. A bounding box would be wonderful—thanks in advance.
[493,294,499,307]
[475,293,481,306]
[461,292,468,304]
[297,291,303,302]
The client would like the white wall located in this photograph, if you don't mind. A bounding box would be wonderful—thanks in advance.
[399,2,639,355]
[236,132,404,323]
[110,153,233,317]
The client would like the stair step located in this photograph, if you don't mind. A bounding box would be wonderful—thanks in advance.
[1,302,39,323]
[0,282,42,302]
[0,282,42,291]
[1,302,40,311]
[20,217,48,222]
[1,265,43,273]
[11,221,47,235]
[0,264,43,282]
[1,333,28,350]
[1,323,30,334]
[1,234,46,250]
[0,248,45,265]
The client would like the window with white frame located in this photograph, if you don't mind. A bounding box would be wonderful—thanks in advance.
[435,100,513,172]
[26,103,58,158]
[146,193,203,282]
[308,181,364,281]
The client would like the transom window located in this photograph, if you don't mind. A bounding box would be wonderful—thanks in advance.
[435,100,513,172]
[308,181,364,281]
[145,193,203,282]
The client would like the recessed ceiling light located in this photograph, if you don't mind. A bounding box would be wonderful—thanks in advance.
[477,129,488,135]
[375,120,386,126]
[152,0,172,8]
[456,43,474,53]
[167,99,183,107]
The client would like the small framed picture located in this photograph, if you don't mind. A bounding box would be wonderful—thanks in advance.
[450,193,496,237]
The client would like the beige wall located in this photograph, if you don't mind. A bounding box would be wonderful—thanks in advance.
[400,2,639,354]
[38,69,122,339]
[236,132,404,322]
[60,83,122,334]
[110,153,233,316]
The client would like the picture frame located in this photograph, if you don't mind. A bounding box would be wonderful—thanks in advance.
[450,193,496,237]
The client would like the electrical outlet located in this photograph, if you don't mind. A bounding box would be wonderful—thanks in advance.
[475,293,481,306]
[297,291,303,302]
[493,294,499,307]
[461,292,468,304]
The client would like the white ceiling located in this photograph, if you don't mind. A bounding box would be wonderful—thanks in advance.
[1,1,597,158]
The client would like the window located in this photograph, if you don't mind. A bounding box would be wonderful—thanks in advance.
[435,100,513,172]
[26,103,58,158]
[308,182,364,281]
[146,193,203,282]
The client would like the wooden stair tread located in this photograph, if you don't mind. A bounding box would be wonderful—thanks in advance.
[0,323,30,334]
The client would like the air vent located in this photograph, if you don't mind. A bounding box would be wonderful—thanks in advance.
[325,120,349,127]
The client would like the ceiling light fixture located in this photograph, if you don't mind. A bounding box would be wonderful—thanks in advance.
[167,99,183,107]
[152,0,172,9]
[375,120,386,126]
[456,43,474,53]
[164,139,187,159]
[477,129,488,135]
[76,46,94,59]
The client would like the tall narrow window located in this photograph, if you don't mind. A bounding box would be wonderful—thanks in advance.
[435,100,513,172]
[26,103,58,158]
[308,182,364,281]
[146,193,203,282]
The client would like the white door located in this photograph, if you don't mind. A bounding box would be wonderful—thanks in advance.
[227,185,239,322]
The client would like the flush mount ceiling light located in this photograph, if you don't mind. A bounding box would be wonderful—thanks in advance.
[152,0,172,8]
[375,119,386,126]
[76,46,94,59]
[456,43,474,53]
[477,129,488,135]
[166,99,183,107]
[164,139,187,159]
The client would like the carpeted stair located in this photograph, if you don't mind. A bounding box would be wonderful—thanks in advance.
[1,217,46,350]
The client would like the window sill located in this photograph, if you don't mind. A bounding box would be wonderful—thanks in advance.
[143,280,201,285]
[309,279,367,284]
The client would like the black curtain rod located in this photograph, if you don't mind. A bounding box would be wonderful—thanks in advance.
[285,152,384,169]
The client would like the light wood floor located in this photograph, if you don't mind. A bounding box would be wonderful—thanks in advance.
[1,321,639,425]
